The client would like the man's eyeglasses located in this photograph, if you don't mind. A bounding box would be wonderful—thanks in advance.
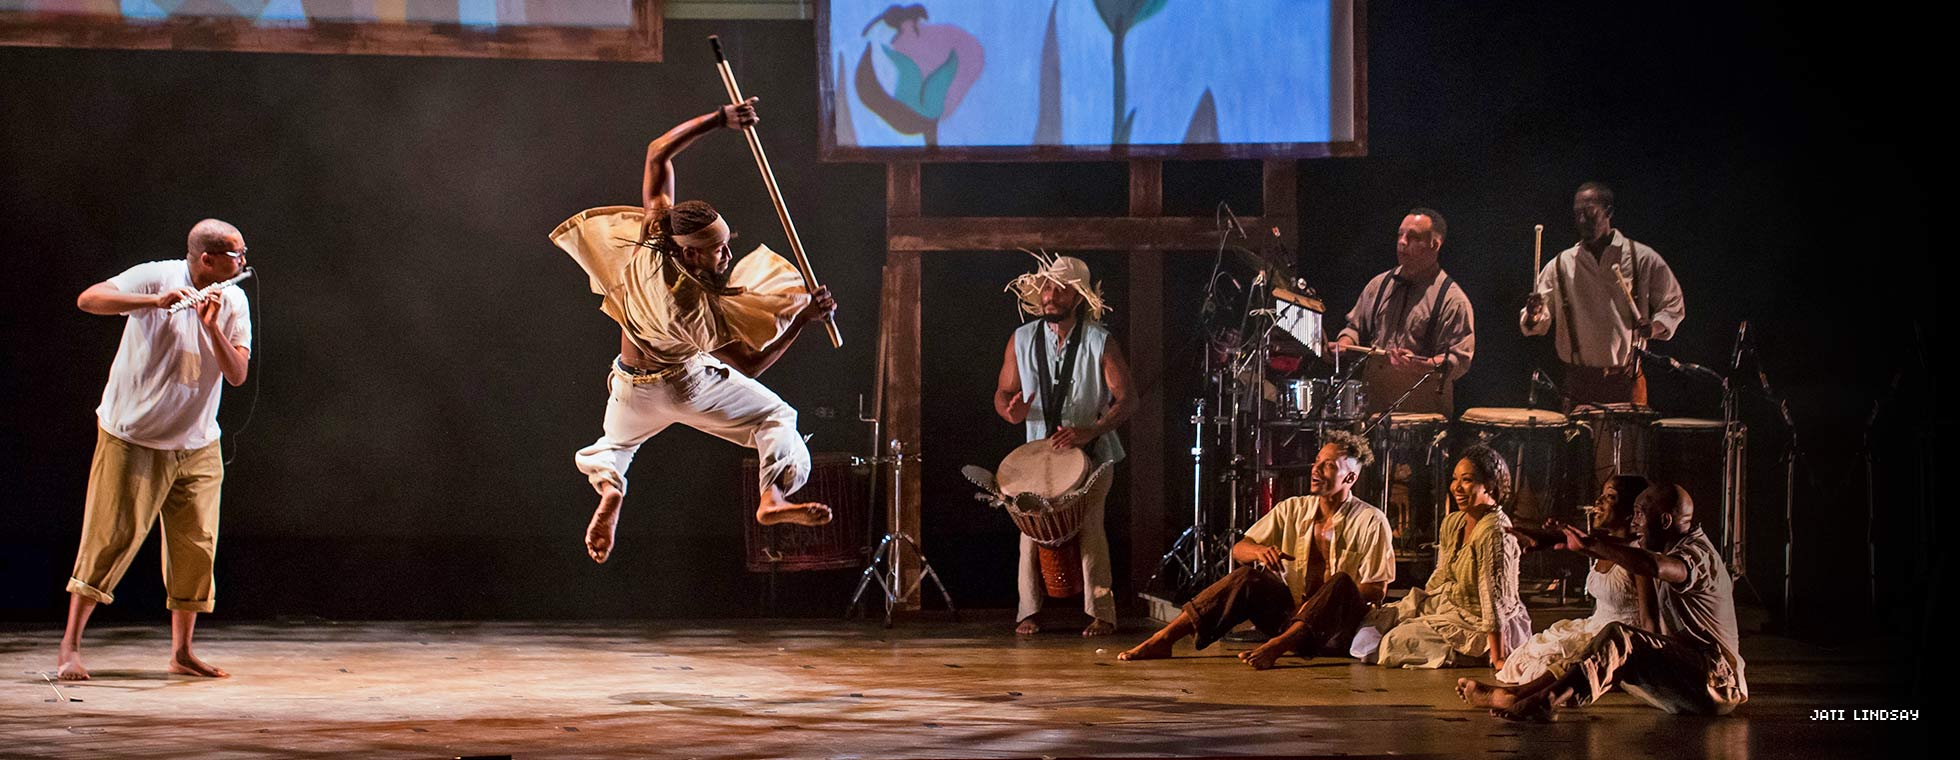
[204,247,247,260]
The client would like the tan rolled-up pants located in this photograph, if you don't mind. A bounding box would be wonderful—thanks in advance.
[66,426,222,612]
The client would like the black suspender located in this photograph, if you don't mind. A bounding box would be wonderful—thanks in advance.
[1032,322,1085,434]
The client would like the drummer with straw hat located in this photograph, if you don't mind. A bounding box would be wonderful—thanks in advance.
[993,252,1137,636]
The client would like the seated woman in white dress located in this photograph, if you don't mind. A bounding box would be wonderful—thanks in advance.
[1494,474,1649,684]
[1357,446,1532,669]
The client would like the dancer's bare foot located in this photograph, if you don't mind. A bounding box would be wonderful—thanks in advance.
[1015,618,1041,636]
[1117,637,1173,661]
[1455,677,1517,710]
[756,501,831,526]
[167,651,229,678]
[1493,691,1557,723]
[1082,619,1116,637]
[1238,639,1292,670]
[56,648,88,681]
[587,485,623,563]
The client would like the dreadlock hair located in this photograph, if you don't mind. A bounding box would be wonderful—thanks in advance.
[1454,445,1514,507]
[1322,429,1375,469]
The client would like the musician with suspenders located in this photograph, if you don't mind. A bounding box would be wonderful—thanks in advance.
[1522,182,1686,406]
[1331,208,1477,414]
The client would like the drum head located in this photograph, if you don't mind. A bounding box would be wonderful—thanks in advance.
[996,440,1091,498]
[1460,407,1569,427]
[1655,417,1724,430]
[1569,403,1658,419]
[1385,412,1449,427]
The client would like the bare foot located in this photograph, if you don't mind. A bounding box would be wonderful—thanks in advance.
[1082,619,1116,637]
[56,649,88,681]
[1491,689,1556,722]
[1117,637,1173,661]
[1238,640,1289,670]
[1455,677,1516,710]
[587,487,623,563]
[756,501,831,527]
[1015,618,1041,636]
[167,652,229,678]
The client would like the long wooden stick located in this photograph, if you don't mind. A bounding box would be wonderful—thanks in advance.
[1532,223,1544,283]
[710,34,842,348]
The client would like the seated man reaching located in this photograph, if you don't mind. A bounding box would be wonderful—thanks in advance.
[1119,431,1395,668]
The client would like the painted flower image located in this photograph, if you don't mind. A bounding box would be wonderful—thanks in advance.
[1093,0,1169,144]
[854,4,984,146]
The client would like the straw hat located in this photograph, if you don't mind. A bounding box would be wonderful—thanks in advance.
[1004,250,1109,321]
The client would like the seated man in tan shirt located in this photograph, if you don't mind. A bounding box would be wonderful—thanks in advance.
[1119,431,1396,669]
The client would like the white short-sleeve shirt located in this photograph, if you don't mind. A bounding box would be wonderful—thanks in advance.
[95,260,252,450]
[1241,494,1396,599]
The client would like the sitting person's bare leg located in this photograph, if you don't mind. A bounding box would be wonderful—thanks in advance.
[1456,673,1546,710]
[166,610,227,678]
[757,481,831,527]
[56,594,96,681]
[1239,620,1312,670]
[1117,611,1197,660]
[1492,678,1569,722]
[1082,618,1115,637]
[587,482,624,563]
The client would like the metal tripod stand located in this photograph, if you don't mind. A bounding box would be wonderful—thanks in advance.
[846,438,957,626]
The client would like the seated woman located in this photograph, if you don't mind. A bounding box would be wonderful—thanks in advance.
[1355,445,1531,669]
[1494,474,1649,684]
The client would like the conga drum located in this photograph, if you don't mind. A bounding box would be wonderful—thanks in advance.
[1455,408,1581,522]
[740,453,870,572]
[1649,417,1745,552]
[1568,403,1660,482]
[1456,407,1585,585]
[965,440,1109,599]
[1365,413,1450,552]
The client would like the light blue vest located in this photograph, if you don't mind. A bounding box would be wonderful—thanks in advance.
[1013,319,1125,465]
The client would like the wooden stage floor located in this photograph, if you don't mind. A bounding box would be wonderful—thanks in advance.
[0,616,1924,759]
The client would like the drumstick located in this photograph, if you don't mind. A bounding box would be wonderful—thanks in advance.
[709,35,843,348]
[1333,343,1389,356]
[1532,224,1543,282]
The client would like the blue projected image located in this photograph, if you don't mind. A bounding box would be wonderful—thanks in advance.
[826,0,1345,150]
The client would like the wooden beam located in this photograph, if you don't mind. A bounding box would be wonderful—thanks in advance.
[1129,160,1163,217]
[887,162,921,218]
[1125,160,1167,596]
[1263,159,1299,252]
[884,163,923,610]
[888,216,1263,252]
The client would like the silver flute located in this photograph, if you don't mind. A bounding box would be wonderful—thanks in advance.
[165,268,253,314]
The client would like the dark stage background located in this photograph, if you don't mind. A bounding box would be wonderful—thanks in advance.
[1,4,1939,641]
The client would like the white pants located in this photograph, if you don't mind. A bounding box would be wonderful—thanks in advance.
[1016,472,1117,625]
[574,356,811,499]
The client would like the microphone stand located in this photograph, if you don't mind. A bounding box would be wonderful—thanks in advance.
[1637,346,1749,585]
[1148,211,1244,599]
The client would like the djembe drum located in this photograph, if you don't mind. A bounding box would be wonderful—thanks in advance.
[964,440,1111,599]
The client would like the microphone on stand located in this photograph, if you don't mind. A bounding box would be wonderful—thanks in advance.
[1218,202,1247,240]
[1730,320,1750,370]
[1528,368,1559,407]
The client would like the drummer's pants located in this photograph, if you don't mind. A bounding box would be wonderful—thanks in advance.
[1563,362,1647,406]
[1017,471,1117,624]
[1545,622,1746,716]
[575,356,811,499]
[1181,567,1371,652]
